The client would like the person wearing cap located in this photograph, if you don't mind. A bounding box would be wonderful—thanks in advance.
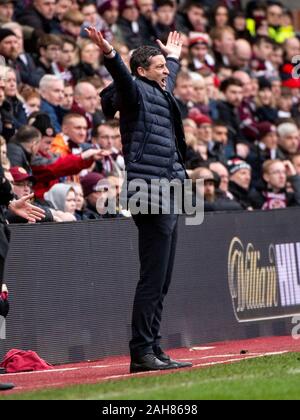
[28,112,107,200]
[8,166,54,223]
[188,33,215,73]
[86,28,192,373]
[80,172,110,219]
[0,28,18,66]
[228,158,253,210]
[0,0,15,24]
[97,0,121,43]
[0,158,45,391]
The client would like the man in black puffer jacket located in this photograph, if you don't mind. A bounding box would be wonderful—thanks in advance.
[87,27,192,373]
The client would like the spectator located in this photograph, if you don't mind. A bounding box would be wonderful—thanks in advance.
[0,0,15,24]
[36,34,63,76]
[71,39,102,82]
[191,166,242,211]
[277,122,300,159]
[16,0,56,39]
[2,22,45,87]
[137,0,157,46]
[217,77,245,154]
[0,28,18,68]
[188,33,214,74]
[9,165,54,223]
[80,172,110,219]
[228,158,253,209]
[7,125,41,172]
[51,36,76,83]
[92,122,124,176]
[211,26,235,68]
[72,81,98,138]
[256,77,278,123]
[20,86,41,117]
[62,82,74,110]
[230,39,252,71]
[174,70,194,118]
[59,10,85,40]
[249,159,300,209]
[44,183,77,220]
[39,74,65,132]
[155,0,177,43]
[117,0,144,50]
[176,1,207,34]
[3,67,27,128]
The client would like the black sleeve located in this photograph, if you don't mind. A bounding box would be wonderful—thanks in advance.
[103,53,139,109]
[0,163,14,206]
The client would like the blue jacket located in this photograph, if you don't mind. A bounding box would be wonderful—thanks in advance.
[103,53,187,206]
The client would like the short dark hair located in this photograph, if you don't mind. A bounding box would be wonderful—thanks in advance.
[130,46,162,77]
[220,77,243,93]
[12,125,41,144]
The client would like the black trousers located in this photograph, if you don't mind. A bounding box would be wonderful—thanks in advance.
[130,213,178,359]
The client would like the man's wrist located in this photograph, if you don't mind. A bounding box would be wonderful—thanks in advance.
[103,48,116,58]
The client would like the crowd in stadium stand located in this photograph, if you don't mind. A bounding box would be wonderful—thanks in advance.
[1,0,300,220]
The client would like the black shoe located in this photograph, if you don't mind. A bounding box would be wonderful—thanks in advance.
[156,352,193,369]
[130,353,175,373]
[0,383,14,391]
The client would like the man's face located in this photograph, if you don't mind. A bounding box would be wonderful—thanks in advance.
[42,80,65,105]
[285,38,300,61]
[12,179,33,198]
[55,0,72,20]
[156,5,175,25]
[38,136,54,154]
[262,131,278,150]
[225,85,243,107]
[174,77,194,101]
[187,6,205,32]
[93,125,115,151]
[210,162,229,192]
[198,123,212,143]
[217,31,235,56]
[230,169,251,190]
[81,4,98,25]
[138,55,170,90]
[34,0,56,20]
[137,0,153,18]
[267,5,283,27]
[204,179,215,202]
[264,162,287,190]
[63,117,88,144]
[279,132,300,155]
[213,125,228,144]
[76,85,98,113]
[62,85,74,110]
[190,43,208,61]
[255,40,273,60]
[102,3,119,25]
[59,42,75,68]
[122,5,139,22]
[42,43,62,63]
[0,2,14,22]
[88,190,108,210]
[11,27,23,54]
[0,35,18,59]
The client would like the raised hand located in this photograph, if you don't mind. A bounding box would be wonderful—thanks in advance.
[156,31,183,59]
[8,194,45,223]
[85,26,113,54]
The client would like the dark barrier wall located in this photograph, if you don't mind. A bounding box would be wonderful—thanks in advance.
[1,209,300,365]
